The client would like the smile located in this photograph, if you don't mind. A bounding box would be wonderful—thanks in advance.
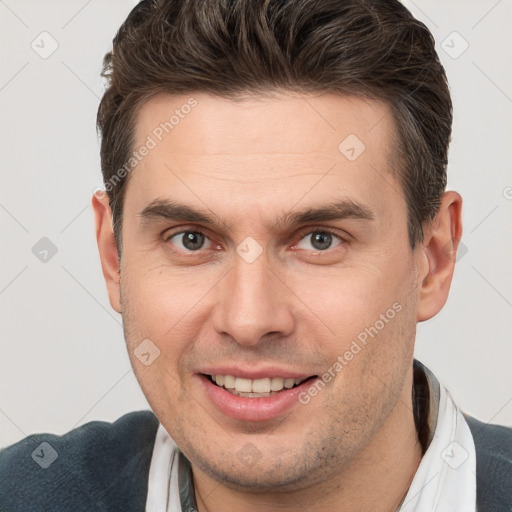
[208,374,311,397]
[198,373,319,421]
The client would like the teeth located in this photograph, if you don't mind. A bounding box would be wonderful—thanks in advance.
[234,377,252,393]
[252,378,271,393]
[270,377,284,391]
[210,374,307,394]
[223,375,236,389]
[284,378,295,389]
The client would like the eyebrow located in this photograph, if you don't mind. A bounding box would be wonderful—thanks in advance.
[138,197,374,230]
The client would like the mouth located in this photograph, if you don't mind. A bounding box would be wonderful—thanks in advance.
[204,374,317,398]
[198,372,319,421]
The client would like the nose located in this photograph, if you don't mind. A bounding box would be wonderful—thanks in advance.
[211,253,295,346]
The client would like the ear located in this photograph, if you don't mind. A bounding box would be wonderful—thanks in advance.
[416,191,463,322]
[92,190,122,313]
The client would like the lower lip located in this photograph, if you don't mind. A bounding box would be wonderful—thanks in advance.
[198,374,317,422]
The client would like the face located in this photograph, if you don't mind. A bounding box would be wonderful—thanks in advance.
[99,92,430,490]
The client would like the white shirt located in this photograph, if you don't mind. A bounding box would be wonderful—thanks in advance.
[145,370,477,512]
[145,424,182,512]
[398,385,476,511]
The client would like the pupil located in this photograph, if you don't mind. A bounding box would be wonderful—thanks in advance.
[183,232,205,250]
[312,232,332,250]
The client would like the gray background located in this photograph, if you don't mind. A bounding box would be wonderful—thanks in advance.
[1,0,511,448]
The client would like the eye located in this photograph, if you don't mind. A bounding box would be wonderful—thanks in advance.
[166,230,212,252]
[163,228,345,255]
[295,229,343,251]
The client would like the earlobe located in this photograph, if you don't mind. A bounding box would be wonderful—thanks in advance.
[416,191,463,322]
[91,191,122,314]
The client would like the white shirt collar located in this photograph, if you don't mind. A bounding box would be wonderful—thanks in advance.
[398,384,476,511]
[145,424,181,512]
[145,362,477,512]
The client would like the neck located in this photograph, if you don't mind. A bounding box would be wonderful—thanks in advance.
[192,372,422,512]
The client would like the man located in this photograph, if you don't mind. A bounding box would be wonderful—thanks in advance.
[1,0,511,510]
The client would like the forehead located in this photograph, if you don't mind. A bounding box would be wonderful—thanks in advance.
[125,92,404,227]
[134,91,394,159]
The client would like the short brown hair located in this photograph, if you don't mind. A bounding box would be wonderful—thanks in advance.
[97,0,452,254]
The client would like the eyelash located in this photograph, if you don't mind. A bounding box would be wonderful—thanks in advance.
[163,227,347,254]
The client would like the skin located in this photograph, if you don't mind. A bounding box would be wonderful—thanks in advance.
[93,92,462,512]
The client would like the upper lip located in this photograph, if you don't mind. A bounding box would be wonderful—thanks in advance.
[197,365,316,380]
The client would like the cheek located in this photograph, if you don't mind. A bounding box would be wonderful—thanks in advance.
[120,265,222,381]
[290,256,414,335]
[120,272,197,420]
[122,263,212,328]
[288,256,418,404]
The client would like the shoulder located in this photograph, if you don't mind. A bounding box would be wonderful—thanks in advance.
[0,410,159,512]
[464,414,512,511]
